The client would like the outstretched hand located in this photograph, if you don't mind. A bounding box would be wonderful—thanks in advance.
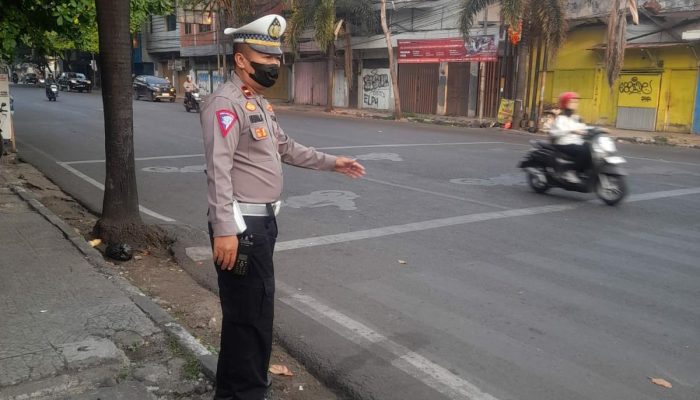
[334,157,366,179]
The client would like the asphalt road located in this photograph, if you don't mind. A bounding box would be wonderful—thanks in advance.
[10,85,700,400]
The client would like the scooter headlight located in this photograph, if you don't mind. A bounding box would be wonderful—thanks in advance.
[597,136,617,153]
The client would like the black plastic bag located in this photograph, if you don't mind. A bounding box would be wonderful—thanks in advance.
[105,243,133,261]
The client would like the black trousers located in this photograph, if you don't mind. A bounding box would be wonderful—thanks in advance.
[209,215,278,400]
[554,143,591,172]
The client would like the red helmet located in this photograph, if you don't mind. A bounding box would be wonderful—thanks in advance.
[558,92,579,110]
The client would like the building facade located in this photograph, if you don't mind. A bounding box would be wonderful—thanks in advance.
[292,1,506,118]
[538,0,700,133]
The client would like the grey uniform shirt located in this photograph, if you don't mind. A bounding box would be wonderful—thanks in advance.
[201,73,337,237]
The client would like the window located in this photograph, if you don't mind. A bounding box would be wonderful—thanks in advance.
[166,13,177,31]
[184,23,195,35]
[199,24,212,33]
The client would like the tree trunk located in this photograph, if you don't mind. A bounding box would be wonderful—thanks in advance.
[512,23,530,129]
[380,0,402,120]
[344,25,353,93]
[326,42,335,112]
[94,0,147,245]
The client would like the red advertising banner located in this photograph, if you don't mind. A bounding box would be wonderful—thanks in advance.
[398,36,498,64]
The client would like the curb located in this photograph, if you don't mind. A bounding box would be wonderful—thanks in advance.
[9,185,218,382]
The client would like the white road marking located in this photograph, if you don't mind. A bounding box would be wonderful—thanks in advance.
[57,162,177,222]
[317,141,509,151]
[18,140,177,222]
[275,204,575,252]
[276,282,499,400]
[362,177,510,210]
[353,152,403,161]
[626,187,700,202]
[276,186,700,252]
[626,156,700,167]
[60,142,508,165]
[63,153,205,165]
[284,190,359,211]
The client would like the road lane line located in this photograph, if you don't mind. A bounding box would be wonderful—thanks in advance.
[61,142,512,165]
[57,162,177,222]
[626,156,700,167]
[275,204,575,252]
[276,186,700,252]
[625,187,700,202]
[362,177,511,210]
[63,153,205,165]
[276,282,500,400]
[317,141,509,151]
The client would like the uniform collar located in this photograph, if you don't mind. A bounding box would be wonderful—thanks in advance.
[231,72,260,100]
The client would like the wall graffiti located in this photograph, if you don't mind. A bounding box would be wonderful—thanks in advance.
[618,76,653,95]
[361,68,392,110]
[617,74,661,109]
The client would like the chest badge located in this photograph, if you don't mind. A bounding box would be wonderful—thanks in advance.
[266,104,274,112]
[245,102,257,111]
[254,127,268,140]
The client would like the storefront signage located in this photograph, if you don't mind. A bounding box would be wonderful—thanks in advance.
[617,74,661,109]
[497,99,515,124]
[398,36,497,64]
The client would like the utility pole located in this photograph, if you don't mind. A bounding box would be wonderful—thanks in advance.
[478,8,487,122]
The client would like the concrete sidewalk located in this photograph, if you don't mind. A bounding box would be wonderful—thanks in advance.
[0,182,213,398]
[270,101,700,149]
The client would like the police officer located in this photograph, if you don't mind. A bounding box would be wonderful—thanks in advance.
[199,14,365,400]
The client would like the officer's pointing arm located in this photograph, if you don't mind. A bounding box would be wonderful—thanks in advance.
[201,97,247,236]
[275,125,337,171]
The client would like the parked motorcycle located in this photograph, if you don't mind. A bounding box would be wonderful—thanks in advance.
[184,91,202,113]
[518,127,628,205]
[46,83,59,101]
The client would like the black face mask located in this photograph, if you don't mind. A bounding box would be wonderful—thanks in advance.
[249,61,279,88]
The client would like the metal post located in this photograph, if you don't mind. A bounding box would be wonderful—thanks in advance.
[216,10,221,79]
[478,8,488,121]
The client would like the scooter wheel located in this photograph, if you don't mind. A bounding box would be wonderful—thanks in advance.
[527,170,550,194]
[596,174,627,206]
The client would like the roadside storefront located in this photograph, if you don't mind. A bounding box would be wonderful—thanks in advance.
[541,26,698,133]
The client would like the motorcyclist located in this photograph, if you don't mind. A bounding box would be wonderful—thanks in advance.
[549,92,591,182]
[45,74,56,98]
[183,75,196,105]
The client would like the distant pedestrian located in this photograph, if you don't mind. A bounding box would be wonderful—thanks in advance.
[183,75,196,103]
[199,14,365,400]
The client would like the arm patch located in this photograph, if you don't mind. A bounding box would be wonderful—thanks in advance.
[216,110,238,138]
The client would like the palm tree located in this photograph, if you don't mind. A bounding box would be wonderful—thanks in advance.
[459,0,568,128]
[287,0,375,112]
[380,0,401,120]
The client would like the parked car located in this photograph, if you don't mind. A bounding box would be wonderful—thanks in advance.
[23,73,38,85]
[133,75,176,102]
[57,72,92,93]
